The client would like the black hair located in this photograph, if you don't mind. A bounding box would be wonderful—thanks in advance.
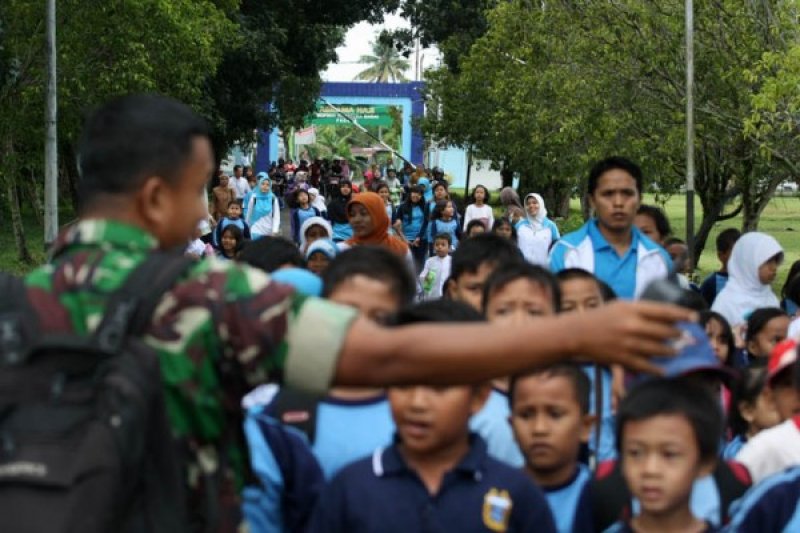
[433,232,452,245]
[391,299,485,326]
[465,219,487,236]
[728,367,770,437]
[587,156,643,196]
[218,224,244,256]
[237,236,304,273]
[680,290,709,312]
[746,307,787,347]
[293,187,310,207]
[781,259,800,300]
[375,180,390,193]
[783,276,800,311]
[227,199,242,208]
[664,236,686,247]
[699,311,735,366]
[233,164,242,172]
[450,233,523,282]
[76,94,211,210]
[598,280,617,301]
[395,185,426,222]
[321,246,416,305]
[508,363,591,414]
[637,205,672,239]
[470,185,491,205]
[491,217,518,242]
[481,261,561,313]
[431,199,455,221]
[555,268,611,308]
[716,228,741,254]
[616,377,722,463]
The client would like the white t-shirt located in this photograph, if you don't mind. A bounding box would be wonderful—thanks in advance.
[463,203,495,232]
[419,255,452,299]
[736,416,800,484]
[229,176,251,199]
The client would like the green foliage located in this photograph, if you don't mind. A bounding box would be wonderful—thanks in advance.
[355,38,410,82]
[421,0,800,259]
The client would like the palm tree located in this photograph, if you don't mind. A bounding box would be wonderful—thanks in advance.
[355,39,410,83]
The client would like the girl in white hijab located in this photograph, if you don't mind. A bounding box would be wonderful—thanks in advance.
[523,193,561,253]
[308,187,328,215]
[712,232,784,328]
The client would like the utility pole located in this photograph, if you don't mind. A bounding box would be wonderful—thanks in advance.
[44,0,58,247]
[685,0,696,271]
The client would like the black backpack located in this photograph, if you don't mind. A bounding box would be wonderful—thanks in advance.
[0,252,195,533]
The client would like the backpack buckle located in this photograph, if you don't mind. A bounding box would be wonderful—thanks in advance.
[95,298,138,353]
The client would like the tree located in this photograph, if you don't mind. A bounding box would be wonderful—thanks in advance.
[355,38,410,82]
[421,0,800,261]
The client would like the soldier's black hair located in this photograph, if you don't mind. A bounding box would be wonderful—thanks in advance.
[77,94,210,210]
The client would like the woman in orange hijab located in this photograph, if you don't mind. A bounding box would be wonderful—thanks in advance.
[345,192,409,257]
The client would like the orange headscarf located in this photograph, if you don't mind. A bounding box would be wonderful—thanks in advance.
[345,192,409,256]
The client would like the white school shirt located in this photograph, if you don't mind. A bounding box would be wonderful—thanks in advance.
[736,416,800,484]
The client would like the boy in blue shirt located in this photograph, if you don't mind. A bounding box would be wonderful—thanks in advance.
[308,300,557,533]
[509,363,595,533]
[212,199,251,247]
[606,378,722,533]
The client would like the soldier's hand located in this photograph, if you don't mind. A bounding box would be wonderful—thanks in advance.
[574,301,695,374]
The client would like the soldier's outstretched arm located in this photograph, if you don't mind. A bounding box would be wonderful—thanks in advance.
[333,301,694,387]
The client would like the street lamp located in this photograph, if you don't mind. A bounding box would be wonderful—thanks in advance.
[685,0,696,270]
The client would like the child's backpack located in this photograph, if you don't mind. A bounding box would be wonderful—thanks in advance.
[242,387,325,533]
[0,252,195,533]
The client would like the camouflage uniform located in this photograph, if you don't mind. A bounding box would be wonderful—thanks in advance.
[24,219,357,527]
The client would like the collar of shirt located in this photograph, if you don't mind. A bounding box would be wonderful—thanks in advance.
[376,433,488,480]
[587,219,639,257]
[50,219,158,259]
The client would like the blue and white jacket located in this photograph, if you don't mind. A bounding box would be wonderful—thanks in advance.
[549,220,671,299]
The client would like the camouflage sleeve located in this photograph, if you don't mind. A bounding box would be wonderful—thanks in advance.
[203,259,357,394]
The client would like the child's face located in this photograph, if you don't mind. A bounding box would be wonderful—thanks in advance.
[410,191,421,204]
[328,274,400,324]
[559,277,603,313]
[621,414,711,518]
[767,371,800,421]
[525,195,540,217]
[759,257,780,285]
[434,185,447,200]
[297,191,309,206]
[633,214,662,245]
[746,315,789,358]
[340,184,352,196]
[227,204,242,219]
[494,223,513,240]
[741,388,780,434]
[378,188,390,203]
[348,204,375,238]
[219,175,229,187]
[474,188,486,203]
[259,180,271,193]
[442,202,455,219]
[389,384,489,458]
[433,238,450,257]
[448,261,496,311]
[306,252,331,275]
[305,224,328,245]
[220,231,237,253]
[704,318,730,363]
[485,279,555,325]
[667,243,689,273]
[510,374,593,485]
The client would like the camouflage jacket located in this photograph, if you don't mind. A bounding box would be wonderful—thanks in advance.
[23,219,356,515]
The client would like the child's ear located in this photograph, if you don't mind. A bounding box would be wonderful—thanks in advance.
[738,400,756,425]
[470,383,492,415]
[579,414,597,444]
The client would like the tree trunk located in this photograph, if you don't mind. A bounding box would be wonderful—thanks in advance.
[500,164,513,189]
[3,135,33,264]
[25,170,44,226]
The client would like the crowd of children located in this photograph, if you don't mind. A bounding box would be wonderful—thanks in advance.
[184,156,800,532]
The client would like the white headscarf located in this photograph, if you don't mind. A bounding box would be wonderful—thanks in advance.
[308,187,327,213]
[299,216,333,253]
[711,232,783,326]
[524,193,548,230]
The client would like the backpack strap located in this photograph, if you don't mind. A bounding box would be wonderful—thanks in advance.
[716,460,752,524]
[593,365,604,466]
[93,252,196,352]
[268,388,321,445]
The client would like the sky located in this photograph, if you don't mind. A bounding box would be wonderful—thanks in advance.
[321,13,440,82]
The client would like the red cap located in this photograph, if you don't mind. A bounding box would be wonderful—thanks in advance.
[767,339,798,384]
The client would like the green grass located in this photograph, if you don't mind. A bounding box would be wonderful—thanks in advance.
[0,206,75,276]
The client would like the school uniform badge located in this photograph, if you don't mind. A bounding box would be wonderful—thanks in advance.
[482,488,512,532]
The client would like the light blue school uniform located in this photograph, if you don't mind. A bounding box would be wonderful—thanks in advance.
[469,388,524,467]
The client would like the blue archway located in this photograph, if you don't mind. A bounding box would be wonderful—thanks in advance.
[254,82,425,171]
